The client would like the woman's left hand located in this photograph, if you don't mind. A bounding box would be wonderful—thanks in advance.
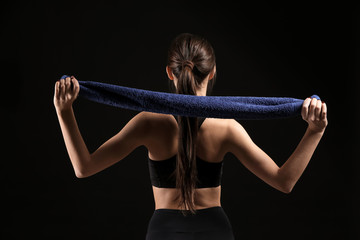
[301,97,328,133]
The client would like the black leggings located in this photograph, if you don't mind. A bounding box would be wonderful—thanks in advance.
[145,206,235,240]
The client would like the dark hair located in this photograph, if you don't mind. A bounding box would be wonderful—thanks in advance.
[167,33,216,215]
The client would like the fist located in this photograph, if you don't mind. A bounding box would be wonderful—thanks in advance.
[301,97,328,133]
[54,76,80,111]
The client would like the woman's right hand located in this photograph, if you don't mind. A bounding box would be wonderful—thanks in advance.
[53,76,80,112]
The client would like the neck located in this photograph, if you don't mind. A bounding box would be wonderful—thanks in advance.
[196,86,207,96]
[173,77,209,96]
[195,78,209,96]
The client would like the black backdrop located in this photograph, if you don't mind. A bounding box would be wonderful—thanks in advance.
[2,1,359,239]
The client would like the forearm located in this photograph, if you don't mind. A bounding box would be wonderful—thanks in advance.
[56,107,91,177]
[278,127,325,192]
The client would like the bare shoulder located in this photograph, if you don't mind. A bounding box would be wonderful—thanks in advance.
[203,118,239,134]
[126,111,176,140]
[222,118,254,155]
[136,111,177,128]
[136,112,178,159]
[136,110,177,137]
[225,118,247,134]
[195,118,232,160]
[201,118,248,155]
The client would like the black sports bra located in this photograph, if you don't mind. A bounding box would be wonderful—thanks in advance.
[148,115,224,189]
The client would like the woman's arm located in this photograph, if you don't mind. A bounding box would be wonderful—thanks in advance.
[226,97,328,193]
[54,76,148,178]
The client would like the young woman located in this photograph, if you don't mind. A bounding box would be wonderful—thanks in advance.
[54,33,328,240]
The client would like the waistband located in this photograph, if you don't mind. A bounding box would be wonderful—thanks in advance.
[147,205,233,233]
[154,206,222,214]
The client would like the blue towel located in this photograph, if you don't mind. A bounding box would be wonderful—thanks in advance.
[60,75,319,120]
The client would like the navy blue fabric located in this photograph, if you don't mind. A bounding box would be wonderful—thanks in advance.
[60,75,320,120]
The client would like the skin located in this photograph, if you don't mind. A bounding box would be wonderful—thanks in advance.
[54,69,327,210]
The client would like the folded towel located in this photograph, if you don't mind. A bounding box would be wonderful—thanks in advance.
[60,75,319,120]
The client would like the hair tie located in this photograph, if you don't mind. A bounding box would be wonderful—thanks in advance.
[182,60,194,70]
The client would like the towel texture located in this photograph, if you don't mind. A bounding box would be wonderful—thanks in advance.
[60,75,319,120]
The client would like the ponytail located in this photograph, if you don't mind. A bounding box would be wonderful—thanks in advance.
[167,33,216,216]
[174,61,200,215]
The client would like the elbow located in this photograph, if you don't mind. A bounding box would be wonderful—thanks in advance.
[280,185,293,194]
[72,157,94,178]
[276,169,296,194]
[278,181,295,194]
[75,170,88,178]
[75,171,87,179]
[74,167,91,178]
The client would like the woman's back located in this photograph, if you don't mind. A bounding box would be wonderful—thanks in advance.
[54,32,327,240]
[144,112,230,210]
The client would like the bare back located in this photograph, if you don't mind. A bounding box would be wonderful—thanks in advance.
[145,112,230,210]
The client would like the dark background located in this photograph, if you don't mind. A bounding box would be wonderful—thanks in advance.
[2,1,358,239]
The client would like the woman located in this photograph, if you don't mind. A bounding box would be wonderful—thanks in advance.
[54,33,327,240]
